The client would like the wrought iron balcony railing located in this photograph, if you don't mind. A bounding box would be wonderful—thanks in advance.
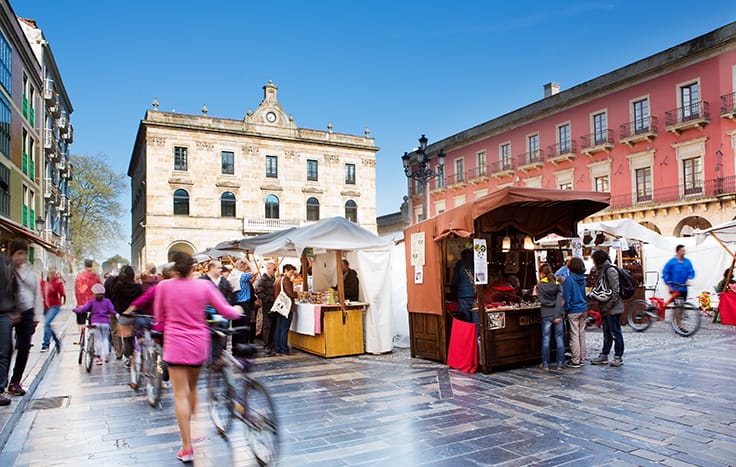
[580,129,615,152]
[547,140,577,158]
[665,101,710,126]
[489,159,515,175]
[619,116,658,139]
[515,149,544,167]
[721,92,736,116]
[608,175,736,209]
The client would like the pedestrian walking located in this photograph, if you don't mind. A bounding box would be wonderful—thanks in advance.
[110,266,143,365]
[41,266,66,353]
[255,261,277,354]
[563,257,588,368]
[662,244,695,305]
[0,252,15,405]
[588,249,625,367]
[274,264,298,355]
[74,259,102,344]
[535,263,564,371]
[73,283,116,364]
[153,251,242,462]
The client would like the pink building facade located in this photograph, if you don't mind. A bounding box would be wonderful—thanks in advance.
[407,23,736,237]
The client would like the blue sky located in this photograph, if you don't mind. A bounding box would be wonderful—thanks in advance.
[11,0,735,261]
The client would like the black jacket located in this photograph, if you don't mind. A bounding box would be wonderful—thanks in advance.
[199,274,233,301]
[254,273,276,311]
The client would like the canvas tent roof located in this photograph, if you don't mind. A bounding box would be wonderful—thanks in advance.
[578,219,672,251]
[214,228,298,253]
[695,219,736,247]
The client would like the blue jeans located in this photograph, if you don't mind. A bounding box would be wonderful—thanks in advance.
[43,306,62,348]
[541,316,565,367]
[9,309,34,386]
[274,311,293,354]
[0,313,12,389]
[457,297,475,323]
[601,314,624,358]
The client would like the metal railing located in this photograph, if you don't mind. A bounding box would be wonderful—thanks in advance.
[444,171,467,186]
[515,149,544,167]
[243,218,302,232]
[619,116,658,139]
[721,92,736,115]
[665,101,710,126]
[547,140,577,158]
[580,129,615,149]
[609,175,736,209]
[467,166,489,180]
[489,159,515,174]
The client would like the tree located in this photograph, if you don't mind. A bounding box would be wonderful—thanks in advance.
[102,254,130,274]
[69,154,125,261]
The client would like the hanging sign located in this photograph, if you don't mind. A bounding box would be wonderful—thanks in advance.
[414,265,423,284]
[410,232,425,266]
[571,237,583,259]
[473,239,488,285]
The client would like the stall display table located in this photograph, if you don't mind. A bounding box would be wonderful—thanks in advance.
[289,303,367,357]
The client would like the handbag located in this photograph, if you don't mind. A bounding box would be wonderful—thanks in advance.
[271,278,292,318]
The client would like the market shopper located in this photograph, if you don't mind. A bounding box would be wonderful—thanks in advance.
[41,266,66,353]
[662,244,695,305]
[74,259,102,344]
[0,252,14,405]
[535,263,564,371]
[73,283,116,365]
[110,266,143,364]
[450,249,476,323]
[152,251,243,462]
[588,249,625,367]
[255,261,277,355]
[562,257,588,368]
[274,264,298,355]
[232,259,258,345]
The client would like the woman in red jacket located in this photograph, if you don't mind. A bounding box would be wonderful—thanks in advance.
[41,267,65,353]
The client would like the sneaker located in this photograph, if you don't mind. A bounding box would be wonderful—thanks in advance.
[0,394,10,406]
[176,446,194,462]
[6,383,26,396]
[591,355,609,365]
[566,361,583,368]
[123,356,130,368]
[556,363,566,370]
[539,363,549,371]
[610,357,624,367]
[40,346,49,353]
[95,358,103,365]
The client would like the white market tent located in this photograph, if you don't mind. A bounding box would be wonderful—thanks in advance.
[578,219,673,251]
[252,217,395,354]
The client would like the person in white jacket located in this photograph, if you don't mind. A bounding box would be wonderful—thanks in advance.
[5,238,43,397]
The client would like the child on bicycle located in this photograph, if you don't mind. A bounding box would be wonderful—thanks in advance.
[73,283,116,365]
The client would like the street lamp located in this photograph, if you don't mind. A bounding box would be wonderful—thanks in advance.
[402,134,445,222]
[35,216,45,234]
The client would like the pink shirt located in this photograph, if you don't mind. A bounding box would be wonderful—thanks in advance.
[153,277,241,365]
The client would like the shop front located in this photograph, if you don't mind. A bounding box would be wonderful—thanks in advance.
[404,187,610,373]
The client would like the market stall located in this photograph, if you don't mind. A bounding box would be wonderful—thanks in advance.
[695,220,736,325]
[252,217,394,356]
[403,187,610,373]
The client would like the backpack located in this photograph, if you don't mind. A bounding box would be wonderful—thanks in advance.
[606,265,636,300]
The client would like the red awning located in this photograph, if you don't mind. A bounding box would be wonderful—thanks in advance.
[0,217,59,252]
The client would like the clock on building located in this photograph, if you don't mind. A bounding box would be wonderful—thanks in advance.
[266,111,277,123]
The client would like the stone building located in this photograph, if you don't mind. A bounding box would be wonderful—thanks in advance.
[404,23,736,237]
[128,81,378,271]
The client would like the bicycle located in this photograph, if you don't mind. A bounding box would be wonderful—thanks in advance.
[208,320,279,466]
[125,312,165,407]
[77,313,96,372]
[627,281,701,336]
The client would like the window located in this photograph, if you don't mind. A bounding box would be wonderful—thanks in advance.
[476,151,487,177]
[22,129,27,174]
[437,165,445,189]
[0,94,9,158]
[29,137,34,180]
[345,163,356,184]
[29,86,34,127]
[633,99,650,133]
[595,175,609,192]
[265,194,279,219]
[635,167,652,202]
[0,162,9,216]
[22,74,27,118]
[174,146,188,171]
[29,190,35,230]
[681,83,700,120]
[593,112,607,145]
[22,184,28,226]
[682,157,702,195]
[221,151,234,175]
[455,159,464,183]
[528,134,539,161]
[220,191,236,217]
[345,200,357,222]
[501,143,511,170]
[266,155,278,178]
[559,183,573,190]
[558,124,571,153]
[0,33,10,93]
[306,197,320,221]
[307,159,318,181]
[173,188,189,215]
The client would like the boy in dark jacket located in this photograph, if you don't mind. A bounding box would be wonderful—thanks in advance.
[536,263,564,370]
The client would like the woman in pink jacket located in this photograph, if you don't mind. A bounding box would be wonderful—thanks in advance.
[153,252,242,463]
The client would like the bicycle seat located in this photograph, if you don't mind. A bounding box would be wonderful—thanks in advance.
[150,330,163,339]
[233,344,258,358]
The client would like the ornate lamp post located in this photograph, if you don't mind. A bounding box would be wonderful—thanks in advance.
[402,134,445,222]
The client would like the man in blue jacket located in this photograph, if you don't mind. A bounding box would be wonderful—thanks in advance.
[451,249,476,323]
[662,244,695,304]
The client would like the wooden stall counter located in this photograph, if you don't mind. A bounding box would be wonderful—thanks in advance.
[288,302,368,357]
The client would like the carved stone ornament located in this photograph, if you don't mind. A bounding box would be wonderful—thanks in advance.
[324,154,340,163]
[340,190,361,197]
[284,150,298,160]
[260,184,283,191]
[301,186,324,194]
[196,141,214,151]
[147,136,166,146]
[361,158,376,167]
[242,145,258,155]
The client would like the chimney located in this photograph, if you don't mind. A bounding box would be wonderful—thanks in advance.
[544,82,560,98]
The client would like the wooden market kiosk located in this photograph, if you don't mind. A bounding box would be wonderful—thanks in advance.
[403,187,610,373]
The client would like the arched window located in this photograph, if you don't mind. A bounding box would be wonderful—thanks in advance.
[173,189,189,215]
[306,197,320,221]
[265,194,279,219]
[345,200,357,223]
[167,241,194,262]
[220,191,236,217]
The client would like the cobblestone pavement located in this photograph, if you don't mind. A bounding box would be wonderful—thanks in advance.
[1,313,735,466]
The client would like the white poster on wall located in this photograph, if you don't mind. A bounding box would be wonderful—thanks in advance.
[414,265,423,284]
[473,239,488,285]
[410,232,425,266]
[571,237,583,258]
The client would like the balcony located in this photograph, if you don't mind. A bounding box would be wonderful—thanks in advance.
[445,171,467,189]
[721,92,736,120]
[608,175,736,210]
[49,95,60,117]
[58,111,68,130]
[43,78,55,104]
[665,101,710,134]
[489,159,515,178]
[580,129,615,155]
[57,158,68,172]
[467,166,490,184]
[65,125,73,143]
[58,195,67,212]
[243,217,302,233]
[43,177,52,199]
[427,176,447,193]
[43,128,56,155]
[619,116,658,147]
[515,149,544,173]
[546,140,578,165]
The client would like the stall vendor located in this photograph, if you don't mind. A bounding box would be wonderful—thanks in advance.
[450,249,476,322]
[336,259,360,301]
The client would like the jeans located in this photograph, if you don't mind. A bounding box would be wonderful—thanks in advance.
[274,311,293,354]
[43,306,62,348]
[93,323,111,361]
[0,313,12,390]
[10,308,35,386]
[457,297,475,323]
[601,314,624,358]
[541,316,565,367]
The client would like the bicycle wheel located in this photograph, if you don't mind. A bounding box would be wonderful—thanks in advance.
[77,329,85,365]
[145,344,163,407]
[671,302,701,336]
[627,300,653,332]
[208,365,235,435]
[85,332,95,372]
[242,377,279,466]
[130,347,143,390]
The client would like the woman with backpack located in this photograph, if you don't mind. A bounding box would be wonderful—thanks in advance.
[588,249,625,367]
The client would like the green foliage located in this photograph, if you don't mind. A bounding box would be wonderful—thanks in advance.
[102,254,130,274]
[69,154,125,261]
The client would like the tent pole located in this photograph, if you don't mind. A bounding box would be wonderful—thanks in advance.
[335,250,347,323]
[300,252,309,293]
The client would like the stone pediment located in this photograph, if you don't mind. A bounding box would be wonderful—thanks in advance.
[260,183,283,191]
[168,175,193,185]
[302,186,324,194]
[244,81,298,131]
[216,179,240,188]
[340,189,361,197]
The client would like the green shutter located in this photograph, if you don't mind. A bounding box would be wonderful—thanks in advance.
[29,107,34,127]
[29,247,34,264]
[22,153,27,174]
[29,159,34,180]
[30,208,35,229]
[22,96,27,118]
[22,205,27,226]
